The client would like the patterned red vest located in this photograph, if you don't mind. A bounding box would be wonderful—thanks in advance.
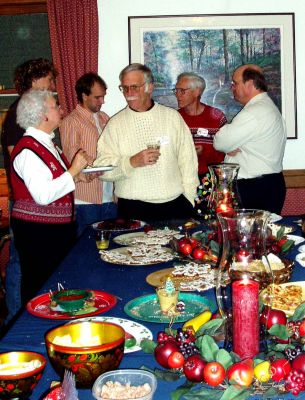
[11,136,75,224]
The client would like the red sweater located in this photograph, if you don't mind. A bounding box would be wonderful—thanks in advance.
[179,104,227,175]
[11,136,75,224]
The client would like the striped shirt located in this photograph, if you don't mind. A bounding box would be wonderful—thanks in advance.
[60,104,110,204]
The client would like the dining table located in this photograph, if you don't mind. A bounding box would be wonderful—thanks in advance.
[0,216,305,400]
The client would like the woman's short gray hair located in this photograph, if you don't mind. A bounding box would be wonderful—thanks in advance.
[17,89,53,129]
[177,72,206,95]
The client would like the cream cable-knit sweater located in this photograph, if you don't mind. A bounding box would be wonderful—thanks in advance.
[94,103,199,205]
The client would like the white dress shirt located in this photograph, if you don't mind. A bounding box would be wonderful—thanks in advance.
[213,92,286,179]
[13,127,75,205]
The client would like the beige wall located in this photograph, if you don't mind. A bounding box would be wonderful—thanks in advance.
[98,0,305,170]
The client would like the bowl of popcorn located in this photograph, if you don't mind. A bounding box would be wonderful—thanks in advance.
[92,369,157,400]
[45,321,125,388]
[0,351,46,399]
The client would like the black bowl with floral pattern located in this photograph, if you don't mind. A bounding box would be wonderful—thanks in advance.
[45,321,125,388]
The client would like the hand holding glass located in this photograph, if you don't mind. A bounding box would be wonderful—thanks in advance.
[147,141,160,151]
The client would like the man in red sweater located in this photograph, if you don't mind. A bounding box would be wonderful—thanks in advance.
[174,72,227,179]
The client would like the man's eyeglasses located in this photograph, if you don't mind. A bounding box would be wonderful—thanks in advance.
[172,87,192,95]
[118,83,146,93]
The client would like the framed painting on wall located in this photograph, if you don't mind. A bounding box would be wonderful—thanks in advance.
[129,13,297,138]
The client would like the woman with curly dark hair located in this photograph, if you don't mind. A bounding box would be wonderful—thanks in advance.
[14,58,57,96]
[2,58,57,161]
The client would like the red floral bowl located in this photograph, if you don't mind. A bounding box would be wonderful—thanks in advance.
[0,351,46,399]
[45,321,125,388]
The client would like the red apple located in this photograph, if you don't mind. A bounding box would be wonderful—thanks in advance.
[178,238,193,256]
[192,247,206,260]
[183,354,206,382]
[227,360,254,387]
[203,361,226,387]
[211,312,222,320]
[270,358,291,382]
[260,307,287,329]
[292,353,305,374]
[154,340,179,369]
[168,351,185,369]
[189,237,199,249]
[299,320,305,337]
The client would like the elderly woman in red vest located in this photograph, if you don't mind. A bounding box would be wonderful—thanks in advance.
[10,89,90,304]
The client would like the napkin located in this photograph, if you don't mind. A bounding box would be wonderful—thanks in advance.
[43,370,78,400]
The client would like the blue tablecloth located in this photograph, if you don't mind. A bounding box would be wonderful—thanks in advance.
[1,217,305,400]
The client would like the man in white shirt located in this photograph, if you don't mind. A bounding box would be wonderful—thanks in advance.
[213,64,286,214]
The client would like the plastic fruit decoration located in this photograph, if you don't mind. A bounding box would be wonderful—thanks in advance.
[192,247,206,260]
[178,240,192,256]
[260,307,287,329]
[227,360,254,387]
[292,353,305,374]
[203,361,226,386]
[253,361,271,383]
[189,237,199,249]
[270,358,291,382]
[182,310,212,333]
[154,340,180,369]
[299,320,305,337]
[167,351,185,369]
[183,354,206,382]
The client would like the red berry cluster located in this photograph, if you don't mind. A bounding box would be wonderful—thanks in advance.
[285,370,305,396]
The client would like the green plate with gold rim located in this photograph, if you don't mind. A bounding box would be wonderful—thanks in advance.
[124,293,215,323]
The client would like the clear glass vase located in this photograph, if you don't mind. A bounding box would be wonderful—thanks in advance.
[208,163,240,218]
[216,209,274,360]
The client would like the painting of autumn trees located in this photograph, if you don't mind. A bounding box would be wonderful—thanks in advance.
[143,27,281,122]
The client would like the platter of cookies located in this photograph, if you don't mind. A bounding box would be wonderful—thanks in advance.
[146,261,229,292]
[100,245,175,265]
[113,229,183,246]
[260,282,305,316]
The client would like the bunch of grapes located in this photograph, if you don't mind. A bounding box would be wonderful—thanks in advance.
[175,328,199,359]
[284,346,303,361]
[285,369,305,396]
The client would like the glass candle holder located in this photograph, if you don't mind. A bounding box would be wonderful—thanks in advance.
[216,209,274,360]
[208,163,240,219]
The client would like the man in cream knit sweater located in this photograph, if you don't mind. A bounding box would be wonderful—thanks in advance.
[94,63,199,221]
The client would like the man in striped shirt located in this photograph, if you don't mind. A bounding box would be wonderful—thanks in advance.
[60,73,117,236]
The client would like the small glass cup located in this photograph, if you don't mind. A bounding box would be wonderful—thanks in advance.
[147,141,160,151]
[156,286,179,315]
[95,230,111,250]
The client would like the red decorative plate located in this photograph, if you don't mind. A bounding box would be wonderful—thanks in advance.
[26,290,117,320]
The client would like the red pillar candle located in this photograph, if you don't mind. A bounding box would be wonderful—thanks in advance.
[232,278,259,359]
